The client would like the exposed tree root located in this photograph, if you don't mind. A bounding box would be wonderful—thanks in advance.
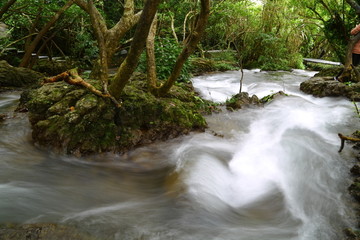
[338,133,360,152]
[44,68,121,107]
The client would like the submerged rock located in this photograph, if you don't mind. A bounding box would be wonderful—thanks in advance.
[20,73,211,156]
[0,223,95,240]
[0,60,43,90]
[225,91,286,111]
[225,92,261,111]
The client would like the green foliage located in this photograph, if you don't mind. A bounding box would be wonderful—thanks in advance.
[138,37,192,82]
[69,30,98,59]
[205,0,261,49]
[250,33,304,70]
[0,0,356,73]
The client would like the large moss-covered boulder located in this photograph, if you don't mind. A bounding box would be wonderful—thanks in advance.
[20,73,210,156]
[300,76,360,101]
[0,60,43,89]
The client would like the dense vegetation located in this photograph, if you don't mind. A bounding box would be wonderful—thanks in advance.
[0,0,358,75]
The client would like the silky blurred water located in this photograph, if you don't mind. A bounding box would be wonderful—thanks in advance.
[0,69,359,240]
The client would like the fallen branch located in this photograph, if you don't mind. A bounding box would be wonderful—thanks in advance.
[44,69,121,107]
[338,133,360,152]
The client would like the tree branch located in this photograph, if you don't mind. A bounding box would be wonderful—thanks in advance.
[338,133,360,152]
[109,0,162,99]
[155,0,210,96]
[19,0,74,67]
[0,0,18,20]
[44,69,121,107]
[346,0,360,15]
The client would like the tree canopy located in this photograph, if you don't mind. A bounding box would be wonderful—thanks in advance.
[0,0,360,95]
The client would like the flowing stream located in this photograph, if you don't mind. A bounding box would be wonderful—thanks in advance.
[0,70,359,239]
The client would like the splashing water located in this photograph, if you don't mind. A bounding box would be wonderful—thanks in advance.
[0,70,358,240]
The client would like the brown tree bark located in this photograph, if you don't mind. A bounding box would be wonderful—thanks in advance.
[146,15,158,91]
[18,0,74,68]
[73,0,142,92]
[44,69,121,107]
[338,133,360,152]
[337,33,360,82]
[346,0,360,15]
[109,0,162,100]
[0,0,18,20]
[336,0,360,82]
[147,0,210,97]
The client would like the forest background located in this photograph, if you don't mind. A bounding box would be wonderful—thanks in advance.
[0,0,358,78]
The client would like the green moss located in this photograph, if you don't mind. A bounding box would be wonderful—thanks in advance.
[75,94,98,115]
[23,73,212,156]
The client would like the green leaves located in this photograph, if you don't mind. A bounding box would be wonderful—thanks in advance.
[138,37,192,83]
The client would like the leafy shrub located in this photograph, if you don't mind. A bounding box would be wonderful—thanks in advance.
[138,37,192,82]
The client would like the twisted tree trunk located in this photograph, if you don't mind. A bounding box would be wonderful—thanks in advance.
[74,0,142,92]
[147,0,210,97]
[109,0,162,99]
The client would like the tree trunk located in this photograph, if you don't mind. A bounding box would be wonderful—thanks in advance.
[109,0,162,100]
[87,0,109,90]
[146,15,158,92]
[0,0,17,20]
[74,0,141,86]
[19,0,74,68]
[337,33,360,82]
[148,0,210,97]
[346,0,360,15]
[344,33,360,68]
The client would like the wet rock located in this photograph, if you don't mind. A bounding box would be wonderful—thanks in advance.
[300,76,350,97]
[260,91,287,103]
[0,223,96,240]
[351,165,360,176]
[344,228,360,240]
[225,92,262,111]
[32,59,74,76]
[0,113,6,122]
[300,73,360,101]
[225,91,287,111]
[313,66,344,77]
[349,178,360,202]
[19,74,213,156]
[0,60,43,89]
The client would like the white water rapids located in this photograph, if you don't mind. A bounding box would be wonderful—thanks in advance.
[0,69,359,239]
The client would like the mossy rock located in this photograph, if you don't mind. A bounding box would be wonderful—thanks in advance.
[32,59,75,76]
[300,76,360,100]
[22,81,116,155]
[0,223,96,240]
[225,92,262,111]
[313,66,344,77]
[299,66,360,100]
[20,73,212,156]
[349,177,360,203]
[0,60,43,90]
[190,57,237,76]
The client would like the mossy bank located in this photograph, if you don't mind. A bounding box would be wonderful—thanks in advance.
[19,73,214,156]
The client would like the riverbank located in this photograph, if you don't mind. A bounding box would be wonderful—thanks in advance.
[298,67,360,239]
